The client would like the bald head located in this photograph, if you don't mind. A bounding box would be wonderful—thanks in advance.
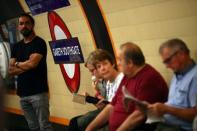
[120,42,145,66]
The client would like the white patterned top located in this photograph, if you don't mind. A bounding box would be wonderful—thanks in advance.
[106,72,124,102]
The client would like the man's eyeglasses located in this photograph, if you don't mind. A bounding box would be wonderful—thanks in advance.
[163,51,179,64]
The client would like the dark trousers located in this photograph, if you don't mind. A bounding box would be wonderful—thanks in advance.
[68,109,102,131]
[133,122,185,131]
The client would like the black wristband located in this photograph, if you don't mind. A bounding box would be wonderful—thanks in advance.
[15,62,19,67]
[15,62,26,71]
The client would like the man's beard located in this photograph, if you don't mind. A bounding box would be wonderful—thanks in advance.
[20,29,33,37]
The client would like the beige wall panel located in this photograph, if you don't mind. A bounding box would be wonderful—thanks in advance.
[100,0,197,85]
[5,95,21,109]
[99,0,167,13]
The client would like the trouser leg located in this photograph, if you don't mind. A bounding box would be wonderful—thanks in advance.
[20,97,40,131]
[32,93,53,131]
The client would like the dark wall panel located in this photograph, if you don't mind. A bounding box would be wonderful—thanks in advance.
[79,0,115,58]
[0,0,24,23]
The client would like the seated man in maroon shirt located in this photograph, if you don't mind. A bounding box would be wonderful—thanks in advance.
[86,42,168,131]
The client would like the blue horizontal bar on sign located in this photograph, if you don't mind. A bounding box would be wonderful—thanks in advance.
[49,37,84,64]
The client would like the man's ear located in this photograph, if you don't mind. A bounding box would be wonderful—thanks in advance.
[127,59,134,68]
[179,51,188,61]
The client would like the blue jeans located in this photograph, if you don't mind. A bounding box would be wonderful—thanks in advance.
[20,93,53,131]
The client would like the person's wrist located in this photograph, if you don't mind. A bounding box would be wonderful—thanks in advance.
[86,124,94,131]
[14,62,26,71]
[162,104,168,114]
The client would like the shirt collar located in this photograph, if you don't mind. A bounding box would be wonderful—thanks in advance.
[175,60,196,77]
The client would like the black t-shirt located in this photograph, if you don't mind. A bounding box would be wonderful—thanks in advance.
[11,36,48,97]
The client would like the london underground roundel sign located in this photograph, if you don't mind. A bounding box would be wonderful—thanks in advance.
[48,11,80,93]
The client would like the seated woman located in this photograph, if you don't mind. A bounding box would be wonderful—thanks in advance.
[69,49,123,131]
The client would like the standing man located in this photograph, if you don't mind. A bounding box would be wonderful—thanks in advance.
[148,38,197,131]
[9,13,53,131]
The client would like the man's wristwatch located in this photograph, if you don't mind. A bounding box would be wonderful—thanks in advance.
[15,62,19,67]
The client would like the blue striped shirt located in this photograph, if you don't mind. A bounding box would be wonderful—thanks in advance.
[164,62,197,131]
